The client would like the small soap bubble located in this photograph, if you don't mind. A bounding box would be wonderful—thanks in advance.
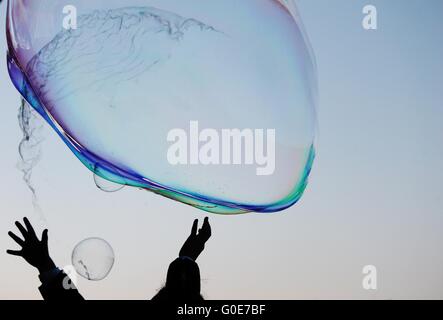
[72,237,115,281]
[93,173,125,193]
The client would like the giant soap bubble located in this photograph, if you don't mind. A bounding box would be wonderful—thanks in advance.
[6,0,317,214]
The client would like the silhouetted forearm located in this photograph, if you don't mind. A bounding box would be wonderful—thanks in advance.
[38,268,84,301]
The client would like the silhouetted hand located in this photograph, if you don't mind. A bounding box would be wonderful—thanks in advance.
[179,217,212,261]
[7,217,56,273]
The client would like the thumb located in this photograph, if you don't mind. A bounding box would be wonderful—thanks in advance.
[41,229,48,245]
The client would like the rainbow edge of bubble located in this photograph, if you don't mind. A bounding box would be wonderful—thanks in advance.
[6,2,316,215]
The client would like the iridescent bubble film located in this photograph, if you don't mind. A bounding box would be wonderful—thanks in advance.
[6,0,317,214]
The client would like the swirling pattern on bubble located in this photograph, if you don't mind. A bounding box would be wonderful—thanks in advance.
[25,7,221,106]
[7,0,317,214]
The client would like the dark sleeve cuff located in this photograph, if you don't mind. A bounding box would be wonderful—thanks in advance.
[38,267,62,285]
[38,268,84,301]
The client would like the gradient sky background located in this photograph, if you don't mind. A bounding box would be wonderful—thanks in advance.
[0,0,442,299]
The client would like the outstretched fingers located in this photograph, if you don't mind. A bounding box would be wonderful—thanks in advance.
[8,231,24,247]
[199,217,211,241]
[6,249,23,257]
[23,217,37,240]
[41,229,48,245]
[190,219,198,237]
[202,217,210,231]
[15,220,28,240]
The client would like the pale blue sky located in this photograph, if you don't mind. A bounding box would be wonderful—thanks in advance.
[0,0,442,299]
